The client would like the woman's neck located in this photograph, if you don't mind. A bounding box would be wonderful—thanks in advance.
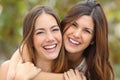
[68,52,84,68]
[35,55,53,72]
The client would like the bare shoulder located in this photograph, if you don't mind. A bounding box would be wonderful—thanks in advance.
[0,60,10,80]
[0,60,10,70]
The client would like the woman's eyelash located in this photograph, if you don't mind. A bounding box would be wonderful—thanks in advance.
[52,28,59,31]
[84,29,92,34]
[72,23,77,26]
[71,23,78,28]
[36,32,44,34]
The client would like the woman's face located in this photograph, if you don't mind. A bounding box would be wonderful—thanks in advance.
[33,13,62,61]
[63,15,94,54]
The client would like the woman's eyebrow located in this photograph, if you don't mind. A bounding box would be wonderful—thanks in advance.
[35,25,59,31]
[35,28,45,32]
[50,25,59,29]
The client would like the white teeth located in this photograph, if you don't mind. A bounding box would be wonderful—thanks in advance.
[69,38,80,45]
[44,44,56,49]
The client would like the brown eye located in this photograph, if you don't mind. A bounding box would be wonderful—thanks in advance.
[52,28,60,32]
[84,29,92,34]
[71,23,77,28]
[36,31,44,35]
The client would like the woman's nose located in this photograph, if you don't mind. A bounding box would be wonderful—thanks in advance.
[46,32,55,42]
[73,29,81,39]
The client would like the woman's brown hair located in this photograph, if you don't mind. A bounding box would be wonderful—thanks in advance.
[20,5,68,73]
[61,0,114,80]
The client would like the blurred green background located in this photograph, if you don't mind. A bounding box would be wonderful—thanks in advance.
[0,0,120,79]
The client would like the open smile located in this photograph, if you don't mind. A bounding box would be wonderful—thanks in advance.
[43,44,57,53]
[69,37,80,45]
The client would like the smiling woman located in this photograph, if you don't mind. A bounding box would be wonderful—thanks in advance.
[33,12,62,71]
[1,0,114,80]
[19,5,67,73]
[61,0,114,79]
[0,5,68,80]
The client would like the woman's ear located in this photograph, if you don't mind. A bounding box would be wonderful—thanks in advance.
[90,41,94,45]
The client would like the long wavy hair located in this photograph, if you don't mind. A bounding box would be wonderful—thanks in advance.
[20,5,68,73]
[61,0,114,80]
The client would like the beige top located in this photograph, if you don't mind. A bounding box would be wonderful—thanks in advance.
[76,58,87,73]
[76,58,91,80]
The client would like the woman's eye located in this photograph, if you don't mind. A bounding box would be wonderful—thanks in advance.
[84,29,92,34]
[36,31,44,35]
[71,23,77,28]
[52,28,60,32]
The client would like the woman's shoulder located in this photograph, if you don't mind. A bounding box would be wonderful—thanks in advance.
[0,60,10,69]
[0,60,10,80]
